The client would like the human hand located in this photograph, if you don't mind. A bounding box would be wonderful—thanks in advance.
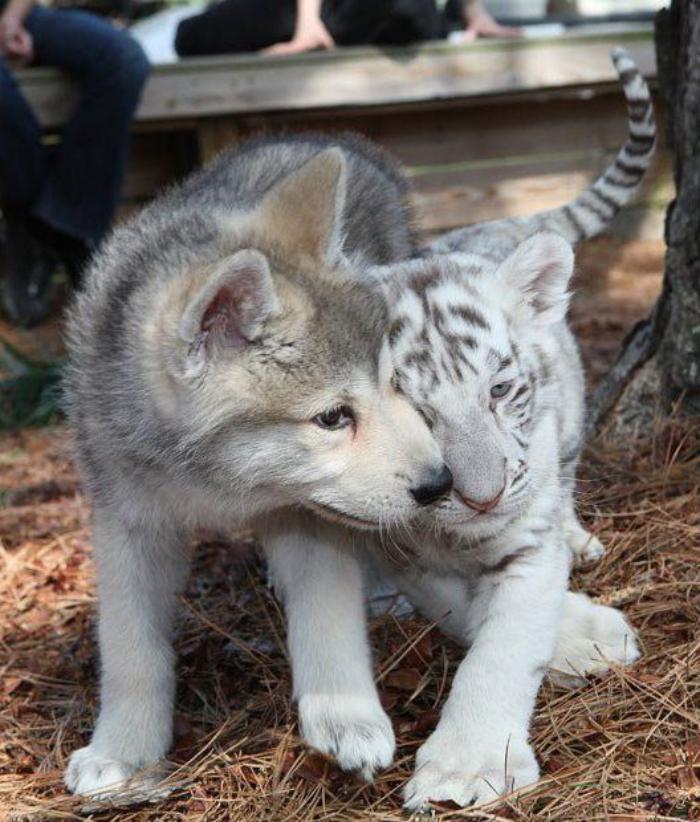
[262,15,334,56]
[0,14,34,63]
[463,3,522,41]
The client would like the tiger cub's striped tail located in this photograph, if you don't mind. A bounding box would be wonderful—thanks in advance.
[541,47,656,243]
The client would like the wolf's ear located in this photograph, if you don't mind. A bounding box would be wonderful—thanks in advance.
[179,249,278,375]
[259,148,347,265]
[495,233,574,326]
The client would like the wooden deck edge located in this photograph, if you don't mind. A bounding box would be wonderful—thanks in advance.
[16,25,655,128]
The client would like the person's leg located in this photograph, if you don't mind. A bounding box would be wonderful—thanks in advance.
[26,6,150,248]
[0,60,57,326]
[442,0,464,33]
[325,0,442,47]
[0,209,57,327]
[0,59,47,209]
[175,0,295,57]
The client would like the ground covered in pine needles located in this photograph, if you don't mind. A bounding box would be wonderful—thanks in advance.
[1,237,698,820]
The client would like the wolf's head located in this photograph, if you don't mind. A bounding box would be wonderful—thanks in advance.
[368,233,574,540]
[142,149,449,528]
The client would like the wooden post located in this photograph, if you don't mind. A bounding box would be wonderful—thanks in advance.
[589,0,700,432]
[197,117,244,164]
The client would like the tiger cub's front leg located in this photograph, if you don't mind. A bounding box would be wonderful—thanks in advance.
[403,523,569,810]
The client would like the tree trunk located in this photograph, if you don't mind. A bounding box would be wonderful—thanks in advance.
[589,0,700,435]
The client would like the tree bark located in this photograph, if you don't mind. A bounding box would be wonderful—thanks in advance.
[589,0,700,435]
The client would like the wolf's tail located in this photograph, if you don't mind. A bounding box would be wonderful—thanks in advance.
[537,47,656,243]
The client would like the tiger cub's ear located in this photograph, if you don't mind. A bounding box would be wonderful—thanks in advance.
[496,232,574,327]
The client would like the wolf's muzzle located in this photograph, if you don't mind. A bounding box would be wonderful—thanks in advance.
[410,464,453,506]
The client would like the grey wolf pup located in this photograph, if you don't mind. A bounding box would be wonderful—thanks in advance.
[63,133,450,797]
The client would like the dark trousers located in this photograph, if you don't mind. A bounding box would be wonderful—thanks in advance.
[0,7,150,245]
[175,0,445,57]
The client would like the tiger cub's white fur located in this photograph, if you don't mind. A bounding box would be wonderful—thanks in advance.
[371,235,597,807]
[423,46,656,567]
[354,48,653,808]
[260,49,651,810]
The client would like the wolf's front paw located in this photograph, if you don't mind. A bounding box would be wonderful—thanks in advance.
[403,730,539,810]
[550,595,640,686]
[566,521,605,567]
[65,747,136,797]
[298,693,395,779]
[65,746,172,803]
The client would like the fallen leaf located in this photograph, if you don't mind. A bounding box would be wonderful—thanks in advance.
[678,764,700,794]
[384,668,422,692]
[2,677,22,696]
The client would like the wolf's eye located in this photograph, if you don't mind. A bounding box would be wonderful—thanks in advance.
[491,381,513,399]
[313,405,355,431]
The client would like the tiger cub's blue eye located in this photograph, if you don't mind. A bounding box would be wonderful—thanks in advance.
[490,381,513,399]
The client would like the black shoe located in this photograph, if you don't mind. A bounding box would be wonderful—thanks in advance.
[30,219,92,289]
[57,233,92,288]
[0,211,58,328]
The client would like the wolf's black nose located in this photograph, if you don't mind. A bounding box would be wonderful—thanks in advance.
[410,464,453,506]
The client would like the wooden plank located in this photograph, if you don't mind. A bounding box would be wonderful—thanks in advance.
[114,87,672,242]
[410,148,672,198]
[163,91,668,211]
[122,130,198,200]
[232,93,667,170]
[16,25,655,128]
[410,150,672,236]
[197,116,242,163]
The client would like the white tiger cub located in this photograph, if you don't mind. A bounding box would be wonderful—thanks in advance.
[357,47,653,808]
[426,46,656,568]
[268,229,642,808]
[261,48,651,808]
[371,235,631,808]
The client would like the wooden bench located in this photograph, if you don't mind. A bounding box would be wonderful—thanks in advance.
[15,24,667,239]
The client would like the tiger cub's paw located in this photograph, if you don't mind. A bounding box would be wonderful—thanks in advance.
[566,520,605,567]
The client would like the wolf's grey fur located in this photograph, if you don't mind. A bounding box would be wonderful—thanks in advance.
[63,133,448,798]
[66,132,416,503]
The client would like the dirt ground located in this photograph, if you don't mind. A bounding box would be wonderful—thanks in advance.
[1,236,699,821]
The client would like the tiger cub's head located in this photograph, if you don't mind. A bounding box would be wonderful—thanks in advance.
[371,232,575,539]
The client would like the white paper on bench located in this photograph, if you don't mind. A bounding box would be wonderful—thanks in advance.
[129,5,204,65]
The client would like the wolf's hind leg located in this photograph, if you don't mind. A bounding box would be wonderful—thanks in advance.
[65,506,190,799]
[383,566,469,641]
[263,514,394,780]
